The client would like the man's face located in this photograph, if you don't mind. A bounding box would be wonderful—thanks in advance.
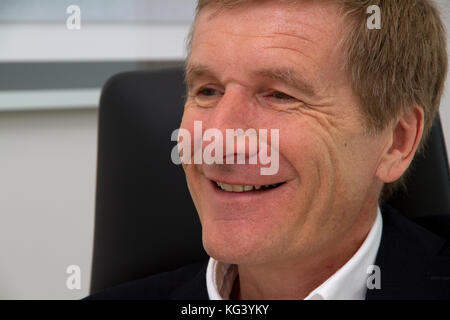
[181,1,387,265]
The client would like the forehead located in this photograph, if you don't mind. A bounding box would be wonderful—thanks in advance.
[196,1,341,40]
[190,0,345,86]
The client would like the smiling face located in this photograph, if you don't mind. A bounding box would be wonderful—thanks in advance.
[181,0,388,266]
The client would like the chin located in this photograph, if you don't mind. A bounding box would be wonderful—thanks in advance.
[201,218,276,265]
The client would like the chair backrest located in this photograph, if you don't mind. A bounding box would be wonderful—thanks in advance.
[388,116,450,219]
[89,67,450,294]
[90,68,207,294]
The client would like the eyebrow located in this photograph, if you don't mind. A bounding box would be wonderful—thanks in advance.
[185,64,215,89]
[185,64,318,98]
[255,67,318,98]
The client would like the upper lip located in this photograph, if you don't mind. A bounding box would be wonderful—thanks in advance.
[200,163,291,186]
[204,172,287,186]
[210,179,284,186]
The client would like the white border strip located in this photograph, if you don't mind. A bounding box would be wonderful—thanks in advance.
[0,23,190,62]
[0,89,101,111]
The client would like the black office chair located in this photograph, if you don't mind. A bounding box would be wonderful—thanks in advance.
[89,67,450,294]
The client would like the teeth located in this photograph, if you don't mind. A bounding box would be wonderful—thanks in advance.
[216,182,281,192]
[218,182,233,192]
[232,185,244,192]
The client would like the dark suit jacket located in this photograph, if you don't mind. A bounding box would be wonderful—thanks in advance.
[86,205,450,300]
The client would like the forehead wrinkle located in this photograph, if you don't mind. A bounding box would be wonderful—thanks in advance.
[267,32,312,44]
[193,29,319,69]
[263,45,319,68]
[197,28,315,45]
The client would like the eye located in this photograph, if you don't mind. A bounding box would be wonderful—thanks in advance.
[269,91,296,101]
[192,86,223,107]
[197,88,221,97]
[260,90,303,111]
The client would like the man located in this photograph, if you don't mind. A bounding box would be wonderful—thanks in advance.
[87,0,450,299]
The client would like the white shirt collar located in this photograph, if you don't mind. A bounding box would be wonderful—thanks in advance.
[207,207,382,300]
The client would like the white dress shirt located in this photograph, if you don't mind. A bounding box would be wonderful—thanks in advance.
[206,207,383,300]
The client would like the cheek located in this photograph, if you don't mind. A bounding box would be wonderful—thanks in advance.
[278,119,360,223]
[179,106,197,134]
[281,124,338,186]
[179,109,200,199]
[289,123,382,211]
[339,135,384,195]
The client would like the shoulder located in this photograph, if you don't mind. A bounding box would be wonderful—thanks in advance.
[84,260,209,300]
[367,204,450,299]
[381,205,450,254]
[380,204,449,257]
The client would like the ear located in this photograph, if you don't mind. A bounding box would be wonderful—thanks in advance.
[375,106,424,183]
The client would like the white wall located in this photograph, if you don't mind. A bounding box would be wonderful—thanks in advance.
[437,0,450,155]
[0,23,189,62]
[0,109,97,299]
[0,11,191,298]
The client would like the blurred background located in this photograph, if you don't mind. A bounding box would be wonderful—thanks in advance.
[0,0,449,299]
[0,0,195,299]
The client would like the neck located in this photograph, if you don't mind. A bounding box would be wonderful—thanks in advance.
[234,205,378,300]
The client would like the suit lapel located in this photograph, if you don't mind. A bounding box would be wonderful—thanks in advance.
[366,205,450,300]
[169,261,209,300]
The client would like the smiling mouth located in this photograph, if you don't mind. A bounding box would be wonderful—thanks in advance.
[213,181,285,193]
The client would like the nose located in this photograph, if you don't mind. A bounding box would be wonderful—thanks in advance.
[206,85,255,132]
[203,86,258,160]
